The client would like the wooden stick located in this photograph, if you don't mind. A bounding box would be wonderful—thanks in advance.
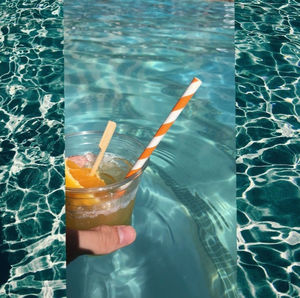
[90,121,117,176]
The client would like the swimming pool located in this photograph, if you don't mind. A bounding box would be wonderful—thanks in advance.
[65,0,236,297]
[0,0,64,297]
[236,1,300,297]
[1,0,298,296]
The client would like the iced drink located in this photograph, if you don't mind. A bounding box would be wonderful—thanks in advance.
[65,131,146,230]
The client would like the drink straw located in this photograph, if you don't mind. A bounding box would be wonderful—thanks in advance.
[126,77,202,178]
[90,120,116,176]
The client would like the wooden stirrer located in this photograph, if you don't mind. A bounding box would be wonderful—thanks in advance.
[90,121,116,176]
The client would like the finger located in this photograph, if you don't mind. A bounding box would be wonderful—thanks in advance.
[78,225,136,255]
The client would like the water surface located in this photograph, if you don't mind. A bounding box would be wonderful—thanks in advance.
[65,0,236,297]
[235,1,300,297]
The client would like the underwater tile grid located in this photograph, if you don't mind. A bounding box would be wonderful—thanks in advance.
[235,0,300,297]
[0,0,65,297]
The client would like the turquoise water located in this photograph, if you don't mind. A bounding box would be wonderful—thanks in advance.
[236,1,300,297]
[0,0,65,297]
[1,0,298,297]
[65,0,236,297]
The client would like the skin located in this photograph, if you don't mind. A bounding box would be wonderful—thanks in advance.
[66,225,137,264]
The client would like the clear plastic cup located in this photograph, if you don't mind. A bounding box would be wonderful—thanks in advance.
[65,130,146,230]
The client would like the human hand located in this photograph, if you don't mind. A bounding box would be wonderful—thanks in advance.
[66,225,136,263]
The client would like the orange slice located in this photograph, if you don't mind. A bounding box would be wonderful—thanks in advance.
[65,164,82,188]
[66,159,81,169]
[65,157,106,206]
[69,168,105,188]
[65,158,105,188]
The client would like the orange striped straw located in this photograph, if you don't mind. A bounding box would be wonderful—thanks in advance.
[126,77,202,178]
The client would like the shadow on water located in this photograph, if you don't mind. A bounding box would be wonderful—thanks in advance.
[155,165,237,297]
[67,162,236,298]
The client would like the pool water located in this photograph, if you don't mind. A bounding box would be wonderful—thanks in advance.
[235,1,300,297]
[1,0,298,296]
[65,0,236,297]
[0,0,64,297]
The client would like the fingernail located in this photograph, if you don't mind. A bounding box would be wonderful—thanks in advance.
[117,226,136,245]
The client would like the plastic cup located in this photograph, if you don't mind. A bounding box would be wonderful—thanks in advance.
[65,130,146,230]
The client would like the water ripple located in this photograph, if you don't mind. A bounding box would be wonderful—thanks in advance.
[236,1,300,297]
[65,0,235,297]
[0,0,64,296]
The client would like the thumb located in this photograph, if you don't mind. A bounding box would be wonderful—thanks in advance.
[78,225,136,255]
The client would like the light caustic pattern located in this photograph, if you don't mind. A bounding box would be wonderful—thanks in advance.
[126,78,202,177]
[64,0,236,297]
[236,1,300,297]
[0,0,65,297]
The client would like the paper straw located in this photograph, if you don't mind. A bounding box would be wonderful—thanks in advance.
[126,77,202,178]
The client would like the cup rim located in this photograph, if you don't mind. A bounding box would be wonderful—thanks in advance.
[65,130,147,193]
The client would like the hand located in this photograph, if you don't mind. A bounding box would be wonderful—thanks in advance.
[66,225,136,263]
